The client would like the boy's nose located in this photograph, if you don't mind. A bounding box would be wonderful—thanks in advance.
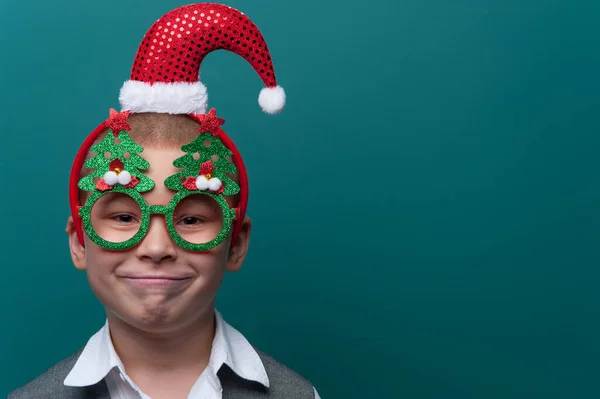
[135,216,177,263]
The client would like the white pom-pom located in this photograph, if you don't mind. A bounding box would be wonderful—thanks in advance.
[117,170,132,185]
[208,177,222,191]
[258,85,286,114]
[104,171,118,185]
[196,175,209,190]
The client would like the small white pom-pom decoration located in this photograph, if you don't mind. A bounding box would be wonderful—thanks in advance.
[117,170,132,185]
[104,171,118,185]
[258,85,286,114]
[208,177,222,191]
[196,175,209,190]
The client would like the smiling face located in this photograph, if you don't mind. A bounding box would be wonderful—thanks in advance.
[67,115,251,334]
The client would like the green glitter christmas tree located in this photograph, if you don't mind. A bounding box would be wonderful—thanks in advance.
[164,131,239,196]
[78,129,155,193]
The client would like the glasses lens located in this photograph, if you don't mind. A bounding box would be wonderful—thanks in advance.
[172,194,224,245]
[90,192,142,244]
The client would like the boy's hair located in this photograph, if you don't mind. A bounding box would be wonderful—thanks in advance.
[78,113,239,205]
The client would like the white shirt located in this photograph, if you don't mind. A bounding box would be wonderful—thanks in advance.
[63,310,321,399]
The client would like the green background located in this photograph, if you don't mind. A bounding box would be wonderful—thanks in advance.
[1,0,599,397]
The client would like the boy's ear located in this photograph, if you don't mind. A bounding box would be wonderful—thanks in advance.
[66,216,86,270]
[226,215,252,273]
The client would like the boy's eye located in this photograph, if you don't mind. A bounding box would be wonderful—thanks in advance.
[113,214,137,224]
[178,216,204,225]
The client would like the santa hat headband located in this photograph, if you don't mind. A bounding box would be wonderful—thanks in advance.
[118,3,285,115]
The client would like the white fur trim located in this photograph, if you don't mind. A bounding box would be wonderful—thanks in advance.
[258,86,286,114]
[196,175,210,190]
[104,171,118,186]
[119,80,208,114]
[208,177,222,191]
[117,170,132,185]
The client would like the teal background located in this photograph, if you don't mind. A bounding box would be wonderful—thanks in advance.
[1,0,599,398]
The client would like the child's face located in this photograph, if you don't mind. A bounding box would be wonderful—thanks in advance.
[67,146,250,333]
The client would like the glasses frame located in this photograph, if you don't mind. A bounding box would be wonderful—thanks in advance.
[78,184,237,252]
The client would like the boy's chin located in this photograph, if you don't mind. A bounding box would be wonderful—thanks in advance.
[108,300,210,335]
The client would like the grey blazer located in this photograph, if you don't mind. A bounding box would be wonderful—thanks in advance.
[8,348,316,398]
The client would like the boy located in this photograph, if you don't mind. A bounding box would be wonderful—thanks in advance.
[9,3,320,399]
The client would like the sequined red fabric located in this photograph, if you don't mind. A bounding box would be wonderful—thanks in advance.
[130,3,277,87]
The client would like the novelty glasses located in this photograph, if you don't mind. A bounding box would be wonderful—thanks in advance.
[79,186,237,252]
[71,111,247,253]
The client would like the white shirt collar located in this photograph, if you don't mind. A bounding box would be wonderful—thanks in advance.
[63,310,270,389]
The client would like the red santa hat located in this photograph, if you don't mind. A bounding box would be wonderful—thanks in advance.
[118,3,285,115]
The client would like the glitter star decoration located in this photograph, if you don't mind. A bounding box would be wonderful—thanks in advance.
[196,108,225,136]
[106,108,132,136]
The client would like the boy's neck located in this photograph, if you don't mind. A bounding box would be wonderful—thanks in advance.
[106,308,216,373]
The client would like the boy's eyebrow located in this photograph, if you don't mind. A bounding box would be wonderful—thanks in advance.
[98,194,137,207]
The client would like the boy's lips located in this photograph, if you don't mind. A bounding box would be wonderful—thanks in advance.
[121,275,192,280]
[118,275,193,289]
